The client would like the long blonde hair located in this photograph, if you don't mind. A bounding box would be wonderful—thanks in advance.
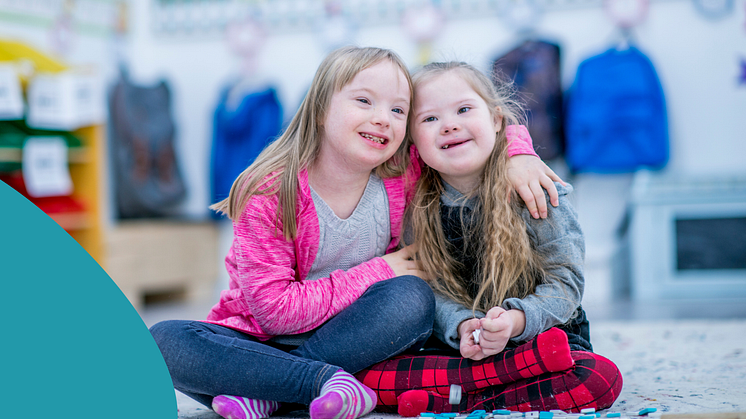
[211,46,414,240]
[409,62,546,313]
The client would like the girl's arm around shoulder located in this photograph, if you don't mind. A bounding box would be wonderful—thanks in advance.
[502,182,585,343]
[232,192,396,336]
[505,125,566,220]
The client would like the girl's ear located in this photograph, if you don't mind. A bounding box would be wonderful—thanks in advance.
[493,106,504,132]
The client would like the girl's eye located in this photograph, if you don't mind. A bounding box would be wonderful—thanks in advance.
[458,107,470,114]
[392,108,405,115]
[423,116,436,123]
[358,98,370,104]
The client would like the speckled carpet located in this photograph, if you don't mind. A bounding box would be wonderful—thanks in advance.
[174,319,746,418]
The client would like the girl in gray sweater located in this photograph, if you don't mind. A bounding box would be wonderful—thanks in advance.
[355,61,622,415]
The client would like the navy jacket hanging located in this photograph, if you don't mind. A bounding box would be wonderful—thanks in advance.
[494,40,564,160]
[564,46,669,173]
[211,86,283,210]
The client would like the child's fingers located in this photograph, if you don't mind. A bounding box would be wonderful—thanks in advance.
[460,320,487,360]
[540,174,560,207]
[484,306,506,320]
[516,184,539,219]
[381,251,423,278]
[397,244,415,259]
[468,351,488,361]
[460,318,481,335]
[478,324,508,353]
[460,339,488,360]
[545,166,567,186]
[461,345,486,360]
[529,179,548,219]
[479,328,508,346]
[401,264,426,278]
[479,346,502,358]
[477,327,510,356]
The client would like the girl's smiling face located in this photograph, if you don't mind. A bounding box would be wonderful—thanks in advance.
[319,60,411,174]
[411,71,503,193]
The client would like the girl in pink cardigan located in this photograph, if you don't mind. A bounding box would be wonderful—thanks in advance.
[149,46,561,419]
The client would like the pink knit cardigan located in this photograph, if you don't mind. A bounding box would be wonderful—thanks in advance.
[205,126,537,339]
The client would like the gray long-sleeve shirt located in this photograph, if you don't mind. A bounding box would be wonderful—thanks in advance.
[432,182,585,350]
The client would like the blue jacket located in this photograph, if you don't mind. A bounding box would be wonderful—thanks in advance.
[211,86,283,209]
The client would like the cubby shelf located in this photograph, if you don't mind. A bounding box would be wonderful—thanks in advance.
[0,123,106,267]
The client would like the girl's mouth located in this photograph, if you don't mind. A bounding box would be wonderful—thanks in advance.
[361,133,387,145]
[441,139,469,149]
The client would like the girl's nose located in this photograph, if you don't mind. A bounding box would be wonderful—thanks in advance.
[442,122,459,134]
[371,108,390,127]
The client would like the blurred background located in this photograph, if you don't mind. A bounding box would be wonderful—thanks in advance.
[1,0,744,322]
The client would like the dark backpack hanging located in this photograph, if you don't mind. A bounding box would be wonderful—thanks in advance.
[108,69,186,218]
[564,46,669,173]
[494,40,564,160]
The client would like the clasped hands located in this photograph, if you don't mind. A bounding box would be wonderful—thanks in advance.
[458,307,526,360]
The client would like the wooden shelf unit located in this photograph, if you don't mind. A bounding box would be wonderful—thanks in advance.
[0,123,107,267]
[68,124,106,266]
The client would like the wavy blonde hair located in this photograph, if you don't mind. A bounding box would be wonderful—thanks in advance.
[211,46,414,240]
[409,62,546,313]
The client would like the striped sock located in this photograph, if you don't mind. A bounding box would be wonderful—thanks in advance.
[309,370,377,419]
[211,395,280,419]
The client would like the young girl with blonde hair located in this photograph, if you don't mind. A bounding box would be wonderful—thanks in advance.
[150,48,555,419]
[356,62,622,414]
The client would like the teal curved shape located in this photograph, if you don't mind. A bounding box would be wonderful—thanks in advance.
[0,181,176,418]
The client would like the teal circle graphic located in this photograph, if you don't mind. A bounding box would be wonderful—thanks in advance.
[0,181,176,418]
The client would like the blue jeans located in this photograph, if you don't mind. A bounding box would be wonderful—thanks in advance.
[149,275,435,407]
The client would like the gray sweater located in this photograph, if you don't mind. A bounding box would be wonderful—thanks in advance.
[432,182,586,350]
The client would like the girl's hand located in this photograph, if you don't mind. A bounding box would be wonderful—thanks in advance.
[478,307,525,357]
[506,155,566,219]
[458,318,488,360]
[381,245,427,278]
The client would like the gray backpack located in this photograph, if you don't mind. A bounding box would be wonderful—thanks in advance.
[108,69,186,218]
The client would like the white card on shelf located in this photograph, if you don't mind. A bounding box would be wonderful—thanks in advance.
[27,71,104,130]
[22,136,73,198]
[0,65,24,120]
